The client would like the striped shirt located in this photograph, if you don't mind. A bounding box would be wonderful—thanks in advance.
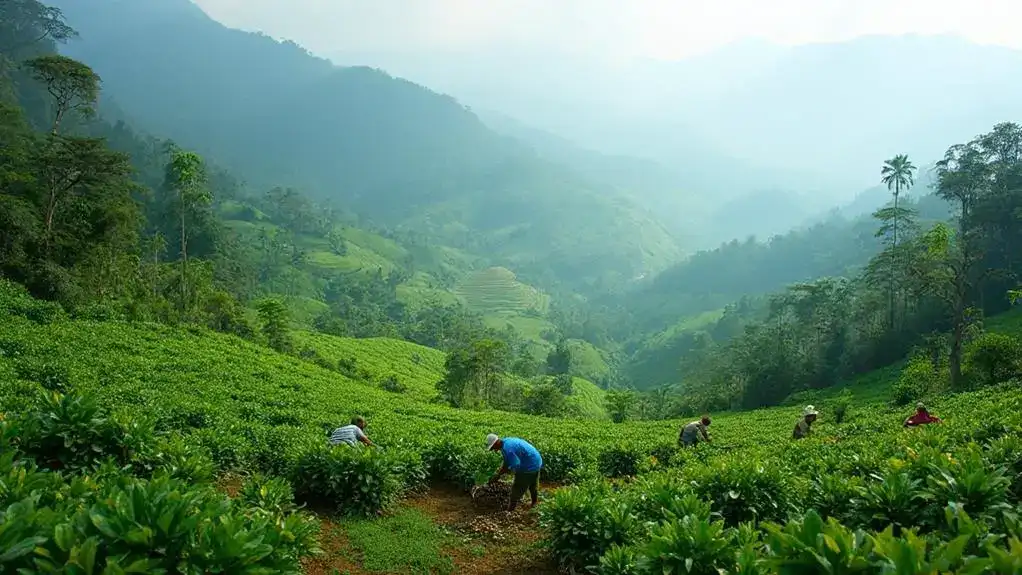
[329,424,366,447]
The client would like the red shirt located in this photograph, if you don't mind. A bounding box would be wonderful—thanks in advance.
[905,411,942,426]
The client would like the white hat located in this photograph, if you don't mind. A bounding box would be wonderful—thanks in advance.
[803,405,819,417]
[916,402,926,410]
[485,433,499,451]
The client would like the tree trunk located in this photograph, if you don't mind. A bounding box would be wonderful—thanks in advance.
[949,259,969,390]
[890,184,899,330]
[180,205,188,310]
[153,240,160,297]
[51,108,64,136]
[949,307,964,389]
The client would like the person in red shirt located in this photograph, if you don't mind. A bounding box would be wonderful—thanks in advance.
[904,402,942,427]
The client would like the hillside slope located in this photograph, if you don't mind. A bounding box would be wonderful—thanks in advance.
[48,0,682,294]
[3,285,1022,574]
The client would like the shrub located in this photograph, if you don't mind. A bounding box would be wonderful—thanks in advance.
[240,473,300,518]
[291,445,408,516]
[12,358,70,393]
[17,391,153,473]
[71,301,124,321]
[832,389,853,424]
[688,459,798,526]
[598,444,643,478]
[540,442,587,482]
[761,510,872,571]
[626,472,706,524]
[598,544,642,575]
[132,435,216,483]
[964,332,1022,387]
[380,374,407,393]
[807,473,863,522]
[892,355,938,406]
[420,440,497,489]
[299,346,336,371]
[923,448,1012,524]
[337,356,359,378]
[0,280,67,324]
[638,514,734,575]
[523,382,566,417]
[540,486,639,571]
[20,473,317,573]
[852,472,926,534]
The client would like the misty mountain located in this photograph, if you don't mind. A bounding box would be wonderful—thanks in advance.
[48,0,684,294]
[338,35,1022,206]
[475,108,821,247]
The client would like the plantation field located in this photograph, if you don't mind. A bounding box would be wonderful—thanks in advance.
[2,288,1022,573]
[455,267,550,315]
[565,338,614,383]
[293,330,447,402]
[566,377,610,420]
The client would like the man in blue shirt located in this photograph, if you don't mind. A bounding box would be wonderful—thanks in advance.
[486,433,543,512]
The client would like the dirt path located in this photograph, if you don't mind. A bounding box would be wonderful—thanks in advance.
[303,483,562,575]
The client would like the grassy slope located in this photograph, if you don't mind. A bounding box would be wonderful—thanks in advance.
[566,339,612,383]
[293,329,608,419]
[622,308,726,388]
[222,214,458,310]
[4,306,1021,573]
[223,210,560,345]
[7,310,1013,460]
[787,305,1022,406]
[567,377,610,420]
[293,330,447,403]
[0,315,683,456]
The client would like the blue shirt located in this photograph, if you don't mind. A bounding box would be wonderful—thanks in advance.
[501,437,542,473]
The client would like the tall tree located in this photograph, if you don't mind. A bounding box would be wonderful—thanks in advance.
[546,340,572,375]
[879,154,917,328]
[0,0,75,56]
[910,223,977,388]
[25,54,99,134]
[163,149,210,309]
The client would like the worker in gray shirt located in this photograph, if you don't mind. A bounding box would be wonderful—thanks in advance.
[329,416,375,448]
[679,415,712,447]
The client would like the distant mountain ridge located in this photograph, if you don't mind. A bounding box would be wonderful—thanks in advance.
[49,0,684,294]
[339,34,1022,211]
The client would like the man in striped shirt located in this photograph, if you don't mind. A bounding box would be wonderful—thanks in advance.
[329,416,375,448]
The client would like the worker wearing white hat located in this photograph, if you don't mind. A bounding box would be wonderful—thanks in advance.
[485,433,543,512]
[793,405,818,439]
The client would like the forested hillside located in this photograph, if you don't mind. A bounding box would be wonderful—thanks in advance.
[47,0,682,296]
[4,2,1022,573]
[605,127,1022,414]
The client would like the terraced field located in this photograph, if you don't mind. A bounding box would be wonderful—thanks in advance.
[455,267,549,316]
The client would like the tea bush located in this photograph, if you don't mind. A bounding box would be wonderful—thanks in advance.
[17,391,154,473]
[4,287,1022,572]
[598,444,644,478]
[0,421,320,574]
[291,445,416,516]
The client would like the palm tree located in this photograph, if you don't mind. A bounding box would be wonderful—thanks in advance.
[881,154,917,248]
[880,154,917,329]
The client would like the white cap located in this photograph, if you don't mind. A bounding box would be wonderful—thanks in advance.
[803,405,819,416]
[485,433,499,451]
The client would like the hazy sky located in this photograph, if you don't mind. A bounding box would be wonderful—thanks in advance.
[191,0,1022,60]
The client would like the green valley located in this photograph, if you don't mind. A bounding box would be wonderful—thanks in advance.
[3,0,1022,573]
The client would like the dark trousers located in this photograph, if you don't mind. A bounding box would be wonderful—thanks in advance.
[508,470,540,511]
